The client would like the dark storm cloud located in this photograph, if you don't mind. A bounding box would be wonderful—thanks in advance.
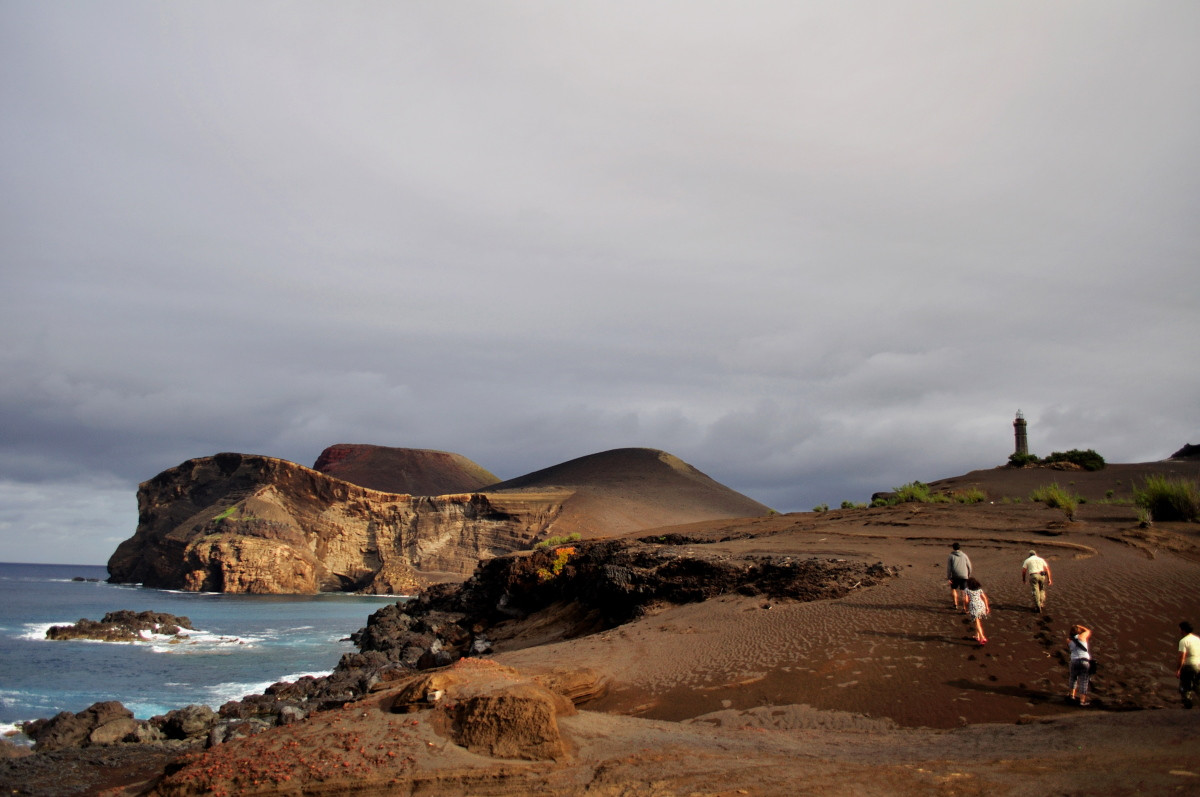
[2,2,1197,563]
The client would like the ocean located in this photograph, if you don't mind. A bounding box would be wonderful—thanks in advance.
[0,562,401,743]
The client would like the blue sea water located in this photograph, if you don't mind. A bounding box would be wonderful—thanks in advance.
[0,562,401,741]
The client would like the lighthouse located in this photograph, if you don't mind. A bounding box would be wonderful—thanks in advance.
[1013,410,1028,456]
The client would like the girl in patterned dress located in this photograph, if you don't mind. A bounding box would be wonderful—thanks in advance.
[964,577,991,645]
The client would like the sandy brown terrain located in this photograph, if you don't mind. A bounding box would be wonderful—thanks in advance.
[312,445,500,496]
[5,460,1199,795]
[485,447,773,539]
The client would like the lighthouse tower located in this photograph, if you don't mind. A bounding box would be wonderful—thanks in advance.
[1013,410,1028,456]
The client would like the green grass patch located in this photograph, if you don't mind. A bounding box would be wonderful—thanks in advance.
[1030,482,1079,520]
[951,488,987,504]
[892,481,934,503]
[1133,475,1200,522]
[534,532,581,550]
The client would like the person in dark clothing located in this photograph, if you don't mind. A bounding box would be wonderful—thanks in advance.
[946,543,973,611]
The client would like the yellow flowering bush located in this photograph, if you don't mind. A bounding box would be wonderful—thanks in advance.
[536,546,576,582]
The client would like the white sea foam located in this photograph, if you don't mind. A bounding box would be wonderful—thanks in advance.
[1,722,32,746]
[144,628,261,653]
[20,622,65,641]
[202,670,331,707]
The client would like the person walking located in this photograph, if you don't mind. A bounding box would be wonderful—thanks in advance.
[1021,549,1053,612]
[946,543,973,612]
[964,577,991,645]
[1067,624,1093,706]
[1177,621,1200,709]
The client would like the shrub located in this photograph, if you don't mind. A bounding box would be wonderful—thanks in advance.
[952,488,987,504]
[812,503,829,513]
[1042,449,1106,471]
[892,481,934,503]
[535,546,577,582]
[1008,452,1039,468]
[1133,475,1200,522]
[1030,482,1079,520]
[534,532,581,550]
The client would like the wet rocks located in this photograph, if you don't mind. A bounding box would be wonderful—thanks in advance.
[22,702,141,752]
[157,705,216,742]
[45,611,193,643]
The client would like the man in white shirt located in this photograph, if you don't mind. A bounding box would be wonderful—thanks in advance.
[1178,621,1200,709]
[1021,549,1053,612]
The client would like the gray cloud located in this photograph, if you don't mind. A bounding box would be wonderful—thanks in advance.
[2,2,1198,564]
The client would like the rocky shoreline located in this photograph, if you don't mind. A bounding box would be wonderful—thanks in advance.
[17,539,892,753]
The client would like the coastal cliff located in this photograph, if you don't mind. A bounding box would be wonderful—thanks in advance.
[106,453,564,594]
[107,447,773,595]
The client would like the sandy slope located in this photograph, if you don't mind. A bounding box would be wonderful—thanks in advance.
[486,447,772,538]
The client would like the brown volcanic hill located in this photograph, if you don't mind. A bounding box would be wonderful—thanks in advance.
[312,444,498,495]
[483,447,772,538]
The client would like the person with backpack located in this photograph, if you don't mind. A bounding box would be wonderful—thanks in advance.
[1067,624,1094,706]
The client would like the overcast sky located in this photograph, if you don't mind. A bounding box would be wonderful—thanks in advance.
[3,2,1198,565]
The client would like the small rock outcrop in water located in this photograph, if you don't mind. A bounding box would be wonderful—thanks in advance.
[46,611,193,642]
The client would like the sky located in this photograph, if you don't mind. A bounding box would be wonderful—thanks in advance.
[2,2,1198,565]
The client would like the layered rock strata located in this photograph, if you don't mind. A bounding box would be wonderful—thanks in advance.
[107,453,565,594]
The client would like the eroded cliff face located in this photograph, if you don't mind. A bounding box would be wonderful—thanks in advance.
[107,453,564,595]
